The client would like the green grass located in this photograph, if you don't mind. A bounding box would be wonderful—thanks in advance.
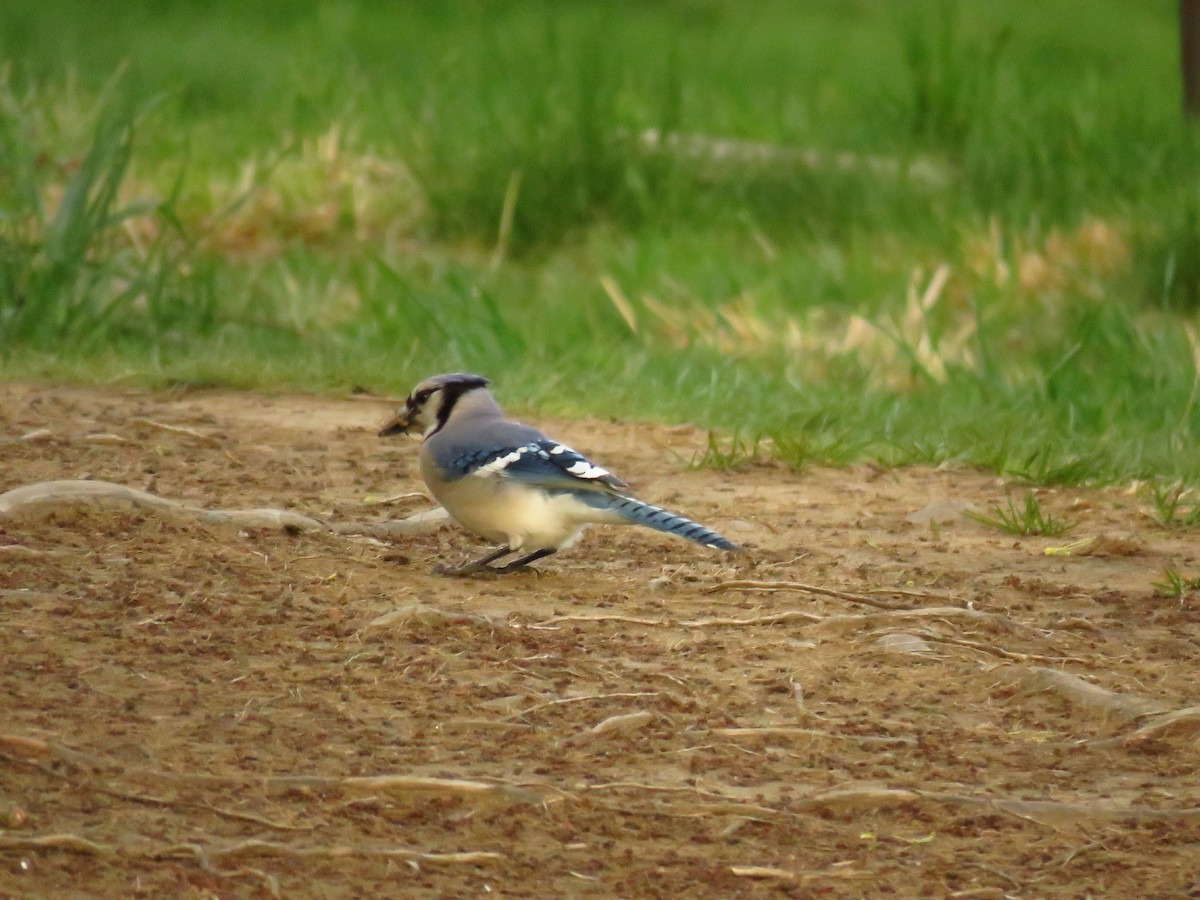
[1152,568,1200,599]
[1144,481,1200,529]
[1,0,1199,484]
[687,432,767,473]
[965,494,1077,538]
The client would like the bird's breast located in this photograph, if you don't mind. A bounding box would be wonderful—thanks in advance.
[424,473,605,551]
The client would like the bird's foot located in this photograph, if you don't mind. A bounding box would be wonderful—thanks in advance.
[493,547,557,573]
[431,545,516,577]
[432,561,495,577]
[490,560,543,575]
[431,561,538,577]
[431,547,556,577]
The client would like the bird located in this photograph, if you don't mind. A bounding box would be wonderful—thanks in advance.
[379,373,741,575]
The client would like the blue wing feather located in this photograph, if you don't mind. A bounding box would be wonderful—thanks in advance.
[466,439,629,493]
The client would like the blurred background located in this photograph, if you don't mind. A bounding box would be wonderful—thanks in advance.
[1,0,1198,482]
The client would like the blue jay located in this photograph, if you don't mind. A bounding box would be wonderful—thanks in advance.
[379,373,740,575]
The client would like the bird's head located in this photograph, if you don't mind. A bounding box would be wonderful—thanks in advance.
[379,373,492,439]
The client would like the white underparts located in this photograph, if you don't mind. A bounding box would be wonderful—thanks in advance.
[432,478,625,551]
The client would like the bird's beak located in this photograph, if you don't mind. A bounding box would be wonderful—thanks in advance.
[378,407,415,437]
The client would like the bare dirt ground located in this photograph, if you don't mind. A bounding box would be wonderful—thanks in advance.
[1,383,1198,898]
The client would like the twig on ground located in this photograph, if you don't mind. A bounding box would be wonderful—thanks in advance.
[132,418,220,445]
[792,786,922,814]
[920,790,1200,827]
[814,607,1033,635]
[263,774,558,807]
[704,579,929,610]
[364,491,428,506]
[155,839,504,865]
[584,798,785,821]
[0,544,60,558]
[431,718,533,732]
[712,727,917,748]
[961,861,1023,890]
[533,613,665,627]
[730,863,874,881]
[1058,840,1111,868]
[682,610,825,627]
[4,734,561,809]
[921,633,1087,665]
[580,781,786,820]
[367,604,506,631]
[3,737,316,832]
[506,691,660,720]
[730,865,796,880]
[583,781,737,799]
[197,802,316,832]
[686,606,1029,634]
[103,785,315,832]
[534,606,1033,636]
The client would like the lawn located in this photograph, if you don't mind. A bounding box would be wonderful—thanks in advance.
[1,0,1198,483]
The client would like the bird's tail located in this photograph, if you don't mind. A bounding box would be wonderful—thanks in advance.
[603,494,740,552]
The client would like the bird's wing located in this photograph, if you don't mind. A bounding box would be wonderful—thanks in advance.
[469,438,629,494]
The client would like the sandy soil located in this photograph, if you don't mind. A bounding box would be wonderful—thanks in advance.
[1,383,1198,898]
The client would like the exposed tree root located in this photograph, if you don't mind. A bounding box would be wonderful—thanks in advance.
[0,479,323,530]
[1123,705,1200,743]
[2,734,559,808]
[682,610,827,627]
[1088,705,1200,748]
[584,780,1200,827]
[7,727,1200,887]
[0,478,447,537]
[0,733,109,772]
[993,665,1171,724]
[919,791,1200,827]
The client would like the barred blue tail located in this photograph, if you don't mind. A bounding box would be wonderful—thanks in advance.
[606,495,740,552]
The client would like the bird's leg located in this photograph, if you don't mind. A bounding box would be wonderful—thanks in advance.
[493,548,557,573]
[434,545,513,576]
